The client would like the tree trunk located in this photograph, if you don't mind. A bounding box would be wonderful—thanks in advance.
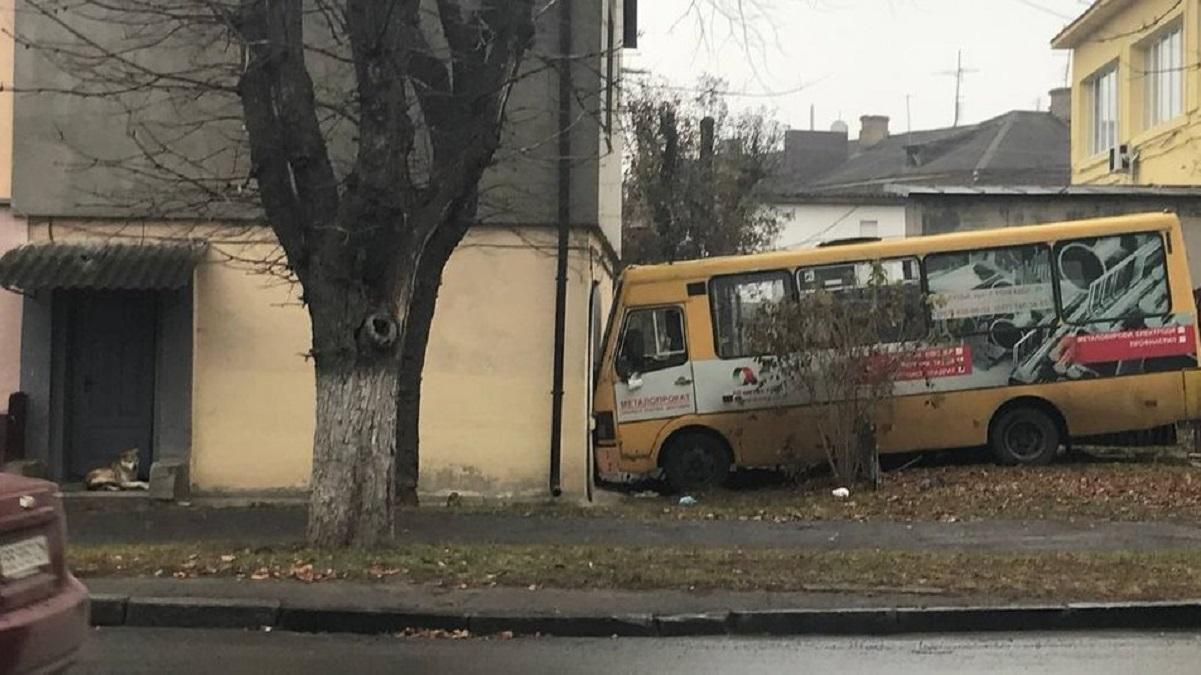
[307,357,399,547]
[857,419,880,490]
[394,219,470,507]
[394,286,439,508]
[304,275,405,548]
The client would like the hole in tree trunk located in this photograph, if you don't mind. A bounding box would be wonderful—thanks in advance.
[362,312,399,350]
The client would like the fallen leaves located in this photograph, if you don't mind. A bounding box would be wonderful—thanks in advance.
[66,540,1201,603]
[368,563,402,580]
[398,628,472,640]
[602,460,1201,525]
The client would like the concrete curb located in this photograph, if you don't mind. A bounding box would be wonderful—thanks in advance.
[126,596,280,630]
[87,594,1201,638]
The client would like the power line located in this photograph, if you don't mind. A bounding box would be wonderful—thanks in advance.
[622,69,829,99]
[1012,0,1075,20]
[784,206,861,249]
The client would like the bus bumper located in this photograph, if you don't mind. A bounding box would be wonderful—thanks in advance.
[595,444,657,483]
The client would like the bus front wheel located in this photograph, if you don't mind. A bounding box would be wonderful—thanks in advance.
[661,432,731,493]
[989,406,1060,466]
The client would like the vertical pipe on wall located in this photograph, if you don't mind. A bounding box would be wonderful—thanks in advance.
[549,0,574,497]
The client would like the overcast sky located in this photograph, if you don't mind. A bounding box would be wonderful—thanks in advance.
[628,0,1092,137]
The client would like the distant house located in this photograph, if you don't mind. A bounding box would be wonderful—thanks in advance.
[765,95,1072,248]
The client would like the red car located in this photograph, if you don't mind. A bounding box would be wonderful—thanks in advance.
[0,473,89,674]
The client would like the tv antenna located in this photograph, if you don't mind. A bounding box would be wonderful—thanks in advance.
[936,50,979,127]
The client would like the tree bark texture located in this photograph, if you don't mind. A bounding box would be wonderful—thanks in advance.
[308,356,399,547]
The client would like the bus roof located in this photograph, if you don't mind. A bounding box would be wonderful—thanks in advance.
[620,212,1181,286]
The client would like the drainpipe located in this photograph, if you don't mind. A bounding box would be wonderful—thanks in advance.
[549,0,573,498]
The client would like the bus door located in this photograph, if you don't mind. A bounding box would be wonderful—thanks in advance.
[613,306,697,426]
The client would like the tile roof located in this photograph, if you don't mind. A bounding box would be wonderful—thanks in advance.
[768,110,1070,198]
[0,241,208,293]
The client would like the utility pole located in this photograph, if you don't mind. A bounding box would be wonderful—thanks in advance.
[936,50,979,127]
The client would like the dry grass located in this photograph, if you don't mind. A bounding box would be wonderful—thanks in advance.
[70,542,1201,602]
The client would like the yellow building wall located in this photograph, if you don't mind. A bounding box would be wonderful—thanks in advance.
[1066,0,1201,185]
[23,221,313,489]
[0,208,22,398]
[24,220,613,498]
[190,232,315,491]
[417,227,613,498]
[0,0,12,200]
[0,3,17,399]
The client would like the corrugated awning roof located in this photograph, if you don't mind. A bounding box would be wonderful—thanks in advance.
[0,241,208,293]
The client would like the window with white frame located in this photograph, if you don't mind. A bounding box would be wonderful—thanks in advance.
[1145,26,1183,128]
[1090,66,1119,156]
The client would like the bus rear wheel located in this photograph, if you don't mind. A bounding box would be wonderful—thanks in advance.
[990,406,1060,466]
[661,432,731,493]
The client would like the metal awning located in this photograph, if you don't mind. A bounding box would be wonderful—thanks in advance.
[0,241,208,293]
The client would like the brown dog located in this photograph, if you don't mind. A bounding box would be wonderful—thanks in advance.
[84,449,149,491]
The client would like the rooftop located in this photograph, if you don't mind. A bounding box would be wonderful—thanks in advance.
[767,110,1070,200]
[1051,0,1137,49]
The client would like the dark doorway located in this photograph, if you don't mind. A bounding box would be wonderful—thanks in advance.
[65,291,157,481]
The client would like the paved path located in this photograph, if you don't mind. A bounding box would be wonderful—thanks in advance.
[75,627,1201,675]
[66,503,1201,552]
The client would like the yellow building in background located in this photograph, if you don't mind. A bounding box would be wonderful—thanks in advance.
[1054,0,1201,185]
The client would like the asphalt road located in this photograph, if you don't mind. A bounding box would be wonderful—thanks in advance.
[73,627,1201,675]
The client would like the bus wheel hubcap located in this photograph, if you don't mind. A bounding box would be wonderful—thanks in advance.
[1006,421,1045,459]
[683,448,715,481]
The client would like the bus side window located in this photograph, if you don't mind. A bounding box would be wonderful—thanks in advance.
[927,244,1057,338]
[617,307,688,378]
[797,258,925,342]
[711,271,794,358]
[1054,232,1170,323]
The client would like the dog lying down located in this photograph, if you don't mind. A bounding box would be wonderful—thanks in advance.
[84,448,150,491]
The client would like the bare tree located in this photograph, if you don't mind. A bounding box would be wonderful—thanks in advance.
[622,77,781,265]
[14,0,776,547]
[17,0,546,547]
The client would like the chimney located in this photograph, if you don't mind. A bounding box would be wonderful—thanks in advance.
[859,115,890,148]
[782,128,849,183]
[1049,87,1071,124]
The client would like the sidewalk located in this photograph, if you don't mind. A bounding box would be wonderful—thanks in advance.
[70,500,1201,637]
[66,502,1201,552]
[83,577,1201,638]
